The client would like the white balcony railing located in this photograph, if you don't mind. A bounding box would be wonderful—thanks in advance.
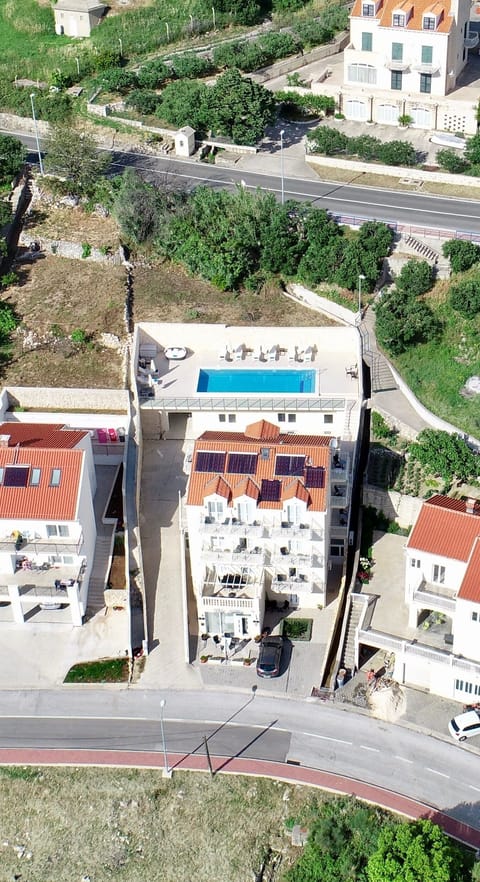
[413,588,456,613]
[200,519,265,538]
[0,533,84,555]
[202,596,255,610]
[200,548,266,566]
[271,578,314,594]
[465,31,479,49]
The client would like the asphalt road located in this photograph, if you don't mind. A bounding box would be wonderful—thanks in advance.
[5,129,480,236]
[1,688,478,830]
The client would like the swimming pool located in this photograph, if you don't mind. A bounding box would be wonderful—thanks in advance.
[197,369,316,394]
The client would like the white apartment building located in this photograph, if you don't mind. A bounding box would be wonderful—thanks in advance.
[341,0,478,130]
[0,423,97,625]
[186,419,353,638]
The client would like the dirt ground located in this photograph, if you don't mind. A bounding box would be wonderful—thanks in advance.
[0,767,323,882]
[23,205,120,251]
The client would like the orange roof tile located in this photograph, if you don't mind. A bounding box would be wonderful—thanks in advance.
[204,476,231,499]
[282,479,310,505]
[407,496,480,562]
[0,447,83,520]
[244,420,280,441]
[458,538,480,603]
[187,428,331,512]
[0,422,87,449]
[232,478,260,500]
[350,0,452,33]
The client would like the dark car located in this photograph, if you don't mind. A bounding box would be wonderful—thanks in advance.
[256,635,284,678]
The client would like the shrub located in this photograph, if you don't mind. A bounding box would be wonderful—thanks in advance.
[436,148,469,174]
[307,126,348,155]
[349,134,381,161]
[99,68,138,94]
[371,411,397,442]
[442,238,480,272]
[377,139,416,166]
[0,201,12,228]
[0,271,18,289]
[449,278,480,317]
[395,259,434,296]
[0,301,19,339]
[126,89,161,115]
[137,59,171,89]
[81,243,92,259]
[70,328,89,344]
[172,53,214,79]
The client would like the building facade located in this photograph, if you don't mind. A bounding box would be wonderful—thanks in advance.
[54,0,106,38]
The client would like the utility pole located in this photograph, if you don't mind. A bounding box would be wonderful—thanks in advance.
[204,736,214,778]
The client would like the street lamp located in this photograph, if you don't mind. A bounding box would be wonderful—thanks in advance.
[280,129,285,205]
[29,93,44,176]
[212,5,216,28]
[159,698,171,778]
[358,273,366,318]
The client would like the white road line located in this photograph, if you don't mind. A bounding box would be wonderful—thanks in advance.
[394,755,414,763]
[426,767,450,778]
[469,784,480,793]
[303,732,352,745]
[360,745,380,752]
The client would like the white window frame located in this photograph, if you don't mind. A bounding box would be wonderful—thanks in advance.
[432,564,445,584]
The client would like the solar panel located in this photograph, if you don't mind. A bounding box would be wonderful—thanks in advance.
[275,455,305,476]
[4,466,29,488]
[261,479,281,502]
[305,467,325,489]
[227,453,257,474]
[196,451,226,473]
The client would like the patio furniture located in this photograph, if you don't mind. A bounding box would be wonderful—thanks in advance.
[97,428,108,443]
[234,344,245,361]
[304,345,314,362]
[267,344,278,361]
[252,344,263,361]
[288,346,297,362]
[164,346,187,360]
[219,344,229,360]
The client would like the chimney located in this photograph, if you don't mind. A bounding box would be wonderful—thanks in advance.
[0,434,10,448]
[466,497,476,515]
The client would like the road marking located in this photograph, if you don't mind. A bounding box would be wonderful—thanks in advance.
[426,767,450,778]
[394,755,413,764]
[360,745,380,752]
[469,784,480,793]
[303,732,352,745]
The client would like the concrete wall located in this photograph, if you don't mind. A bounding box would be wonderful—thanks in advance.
[306,153,480,189]
[362,485,422,528]
[4,387,129,414]
[253,32,350,83]
[285,283,357,326]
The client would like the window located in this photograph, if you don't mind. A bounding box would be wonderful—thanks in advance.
[392,42,403,61]
[423,15,436,29]
[432,564,445,584]
[420,73,432,93]
[30,468,41,486]
[207,500,224,520]
[391,70,403,90]
[410,558,421,568]
[421,45,433,64]
[347,63,377,84]
[0,467,4,485]
[219,414,226,422]
[58,525,69,537]
[362,3,374,15]
[464,21,468,37]
[278,413,286,422]
[261,448,270,460]
[392,13,405,26]
[50,468,61,487]
[228,414,236,423]
[472,611,479,622]
[287,414,296,423]
[330,542,345,557]
[455,679,480,696]
[361,31,373,51]
[324,414,333,424]
[46,525,58,537]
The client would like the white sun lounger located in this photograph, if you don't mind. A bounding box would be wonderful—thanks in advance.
[288,346,297,362]
[252,344,263,361]
[304,345,314,362]
[219,344,229,360]
[234,344,245,360]
[267,344,278,361]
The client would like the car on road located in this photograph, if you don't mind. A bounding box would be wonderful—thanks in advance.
[256,635,284,679]
[448,709,480,742]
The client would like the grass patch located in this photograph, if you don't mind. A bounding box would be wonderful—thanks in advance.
[64,657,129,683]
[0,0,73,84]
[281,618,313,641]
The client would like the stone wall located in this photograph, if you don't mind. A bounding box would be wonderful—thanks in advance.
[252,33,349,83]
[4,386,129,413]
[18,231,123,265]
[363,485,422,529]
[285,282,357,326]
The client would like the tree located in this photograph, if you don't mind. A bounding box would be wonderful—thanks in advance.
[156,80,208,130]
[137,59,170,89]
[409,429,478,483]
[0,200,12,229]
[395,259,434,296]
[307,126,348,155]
[172,54,214,79]
[358,221,394,262]
[375,287,438,355]
[377,140,417,167]
[99,68,138,93]
[0,134,25,186]
[126,89,161,115]
[449,278,480,318]
[113,169,168,245]
[259,201,307,275]
[465,133,480,165]
[44,125,110,195]
[442,239,480,273]
[367,818,467,882]
[436,148,469,174]
[206,69,276,145]
[350,135,381,161]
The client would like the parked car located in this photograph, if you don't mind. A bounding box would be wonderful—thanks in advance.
[448,710,480,742]
[256,635,284,679]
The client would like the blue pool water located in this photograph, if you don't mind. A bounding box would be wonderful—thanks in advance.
[197,369,316,394]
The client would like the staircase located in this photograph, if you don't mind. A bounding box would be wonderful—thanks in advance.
[341,595,365,671]
[85,531,115,614]
[404,234,439,264]
[359,322,398,393]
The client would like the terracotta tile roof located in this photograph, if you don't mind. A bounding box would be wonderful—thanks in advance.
[0,422,88,449]
[232,478,260,500]
[187,423,331,511]
[0,447,83,520]
[245,420,280,441]
[350,0,452,33]
[282,479,310,504]
[458,538,480,603]
[407,495,480,561]
[204,475,231,500]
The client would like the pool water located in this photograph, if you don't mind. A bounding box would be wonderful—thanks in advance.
[197,369,316,394]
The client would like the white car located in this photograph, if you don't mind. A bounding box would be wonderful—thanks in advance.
[448,710,480,742]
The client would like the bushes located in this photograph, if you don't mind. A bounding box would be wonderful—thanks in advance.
[307,126,418,166]
[375,259,437,355]
[172,54,214,79]
[137,59,171,89]
[442,238,480,272]
[213,32,298,72]
[436,148,469,174]
[276,91,335,117]
[126,89,162,115]
[449,278,480,317]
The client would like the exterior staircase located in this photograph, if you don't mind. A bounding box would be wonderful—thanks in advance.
[358,321,398,393]
[404,234,440,264]
[341,594,365,671]
[85,530,115,614]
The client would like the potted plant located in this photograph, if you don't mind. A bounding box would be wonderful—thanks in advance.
[243,656,253,666]
[200,655,209,664]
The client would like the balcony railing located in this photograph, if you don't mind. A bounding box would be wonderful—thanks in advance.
[270,551,324,568]
[271,578,317,594]
[200,519,265,538]
[200,548,266,566]
[412,61,441,73]
[271,524,323,541]
[142,395,347,412]
[0,533,84,556]
[202,596,255,610]
[412,587,456,613]
[465,31,479,49]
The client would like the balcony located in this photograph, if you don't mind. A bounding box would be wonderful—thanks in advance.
[384,58,410,71]
[202,595,255,610]
[271,577,314,594]
[271,524,323,541]
[200,518,265,538]
[412,62,441,74]
[413,582,457,614]
[330,491,349,508]
[202,567,263,601]
[200,547,266,566]
[0,533,84,557]
[270,550,324,568]
[465,31,479,49]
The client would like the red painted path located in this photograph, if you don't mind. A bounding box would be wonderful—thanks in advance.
[0,747,478,849]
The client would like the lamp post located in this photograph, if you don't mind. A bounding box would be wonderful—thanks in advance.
[118,37,123,56]
[280,129,285,205]
[358,273,366,318]
[75,56,80,76]
[29,93,44,176]
[159,698,171,778]
[165,21,170,40]
[212,5,216,28]
[189,13,194,30]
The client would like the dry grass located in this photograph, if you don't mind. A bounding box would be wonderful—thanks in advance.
[309,162,480,200]
[0,767,322,882]
[23,206,120,250]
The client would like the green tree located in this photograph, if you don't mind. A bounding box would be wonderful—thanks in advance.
[377,140,417,166]
[259,201,307,274]
[395,259,434,296]
[442,239,480,273]
[137,59,170,89]
[465,133,480,165]
[375,287,438,354]
[0,134,25,186]
[409,429,478,482]
[367,819,467,882]
[126,89,161,115]
[449,278,480,318]
[436,148,469,174]
[307,126,348,155]
[172,53,214,79]
[156,80,208,130]
[44,125,110,195]
[358,221,394,262]
[99,68,138,93]
[350,134,381,161]
[113,169,168,245]
[206,69,276,145]
[0,201,12,228]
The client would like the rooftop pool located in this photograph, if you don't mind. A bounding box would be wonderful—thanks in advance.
[197,369,316,394]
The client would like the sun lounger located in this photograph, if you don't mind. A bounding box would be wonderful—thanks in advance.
[267,344,278,361]
[219,344,229,360]
[288,346,297,362]
[252,344,263,361]
[304,345,314,362]
[234,344,245,361]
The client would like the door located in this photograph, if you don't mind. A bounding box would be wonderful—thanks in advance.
[345,99,368,121]
[377,104,399,124]
[411,107,432,128]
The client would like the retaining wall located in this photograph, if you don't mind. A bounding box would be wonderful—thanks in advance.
[363,485,422,528]
[4,387,129,413]
[285,282,357,325]
[306,153,480,190]
[252,32,349,83]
